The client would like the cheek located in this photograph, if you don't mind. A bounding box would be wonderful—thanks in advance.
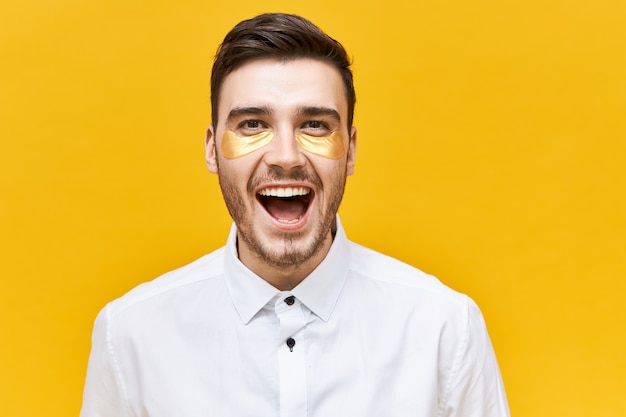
[312,158,349,188]
[217,154,264,197]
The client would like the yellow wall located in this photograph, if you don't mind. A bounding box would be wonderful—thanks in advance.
[1,0,625,415]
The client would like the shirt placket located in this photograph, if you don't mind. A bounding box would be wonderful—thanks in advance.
[275,295,307,417]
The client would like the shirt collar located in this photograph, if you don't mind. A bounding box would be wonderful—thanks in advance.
[223,224,279,324]
[223,216,350,324]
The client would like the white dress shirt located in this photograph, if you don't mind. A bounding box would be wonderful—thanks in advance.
[81,219,509,417]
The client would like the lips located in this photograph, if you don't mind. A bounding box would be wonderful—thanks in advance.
[257,186,313,224]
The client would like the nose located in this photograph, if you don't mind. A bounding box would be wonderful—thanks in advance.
[263,128,306,172]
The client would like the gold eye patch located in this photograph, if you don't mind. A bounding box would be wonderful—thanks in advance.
[295,131,345,159]
[221,130,346,159]
[221,131,273,159]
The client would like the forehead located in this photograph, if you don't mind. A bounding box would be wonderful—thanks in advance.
[217,58,347,123]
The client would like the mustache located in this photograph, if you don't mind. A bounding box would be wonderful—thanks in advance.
[247,166,322,193]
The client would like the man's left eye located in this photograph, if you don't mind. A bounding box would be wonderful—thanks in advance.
[306,121,325,129]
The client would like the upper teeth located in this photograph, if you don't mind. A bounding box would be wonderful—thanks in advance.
[258,187,310,198]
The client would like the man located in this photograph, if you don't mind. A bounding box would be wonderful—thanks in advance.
[81,13,509,417]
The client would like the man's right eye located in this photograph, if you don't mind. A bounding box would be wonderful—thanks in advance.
[240,120,261,129]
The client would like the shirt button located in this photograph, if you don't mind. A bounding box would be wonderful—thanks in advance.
[284,296,295,305]
[286,337,296,352]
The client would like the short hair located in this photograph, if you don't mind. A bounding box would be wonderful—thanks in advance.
[210,13,356,129]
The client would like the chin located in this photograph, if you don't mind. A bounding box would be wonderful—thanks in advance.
[244,220,331,269]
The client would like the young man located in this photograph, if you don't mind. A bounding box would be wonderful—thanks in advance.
[81,13,509,417]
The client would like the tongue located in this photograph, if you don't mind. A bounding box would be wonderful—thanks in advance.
[264,198,306,221]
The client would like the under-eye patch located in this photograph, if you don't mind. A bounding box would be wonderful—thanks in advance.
[221,131,273,159]
[221,130,346,159]
[295,131,345,159]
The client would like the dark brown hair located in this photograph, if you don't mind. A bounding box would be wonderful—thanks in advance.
[210,13,356,128]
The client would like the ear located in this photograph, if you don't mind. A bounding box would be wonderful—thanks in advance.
[346,126,357,176]
[205,125,218,174]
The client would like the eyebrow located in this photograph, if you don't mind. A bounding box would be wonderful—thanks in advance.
[226,106,273,123]
[298,106,341,123]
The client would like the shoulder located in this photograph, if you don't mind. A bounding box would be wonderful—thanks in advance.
[345,241,491,353]
[347,241,471,310]
[104,247,226,318]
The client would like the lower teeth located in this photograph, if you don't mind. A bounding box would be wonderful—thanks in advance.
[277,218,299,224]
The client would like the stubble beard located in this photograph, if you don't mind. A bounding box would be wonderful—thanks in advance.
[218,166,347,270]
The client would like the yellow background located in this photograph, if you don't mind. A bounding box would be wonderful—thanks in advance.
[1,0,625,415]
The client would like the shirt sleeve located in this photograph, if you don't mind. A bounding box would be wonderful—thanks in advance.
[440,297,510,417]
[80,306,129,417]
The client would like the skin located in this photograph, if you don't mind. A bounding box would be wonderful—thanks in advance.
[205,58,357,290]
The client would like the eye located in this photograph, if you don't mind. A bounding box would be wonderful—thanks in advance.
[302,120,330,134]
[235,119,267,135]
[242,120,261,129]
[306,121,324,129]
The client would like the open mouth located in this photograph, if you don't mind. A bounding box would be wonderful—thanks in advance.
[257,186,313,224]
